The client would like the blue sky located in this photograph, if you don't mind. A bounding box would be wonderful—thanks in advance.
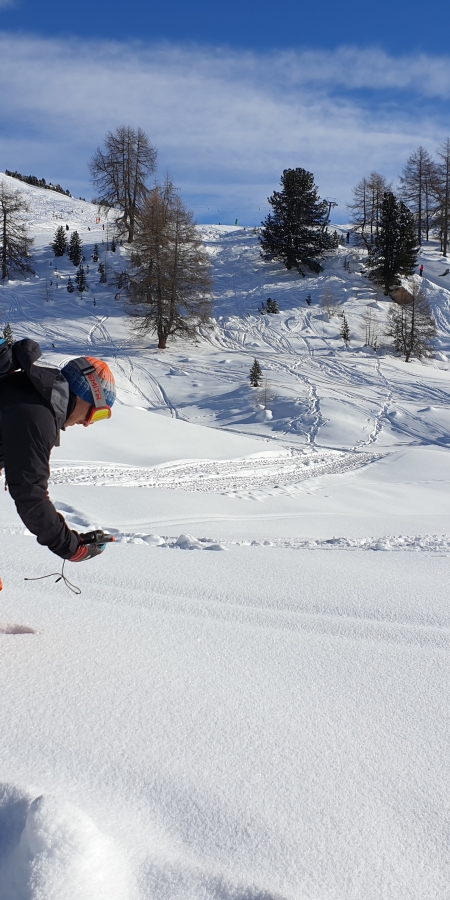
[1,0,447,55]
[1,0,449,224]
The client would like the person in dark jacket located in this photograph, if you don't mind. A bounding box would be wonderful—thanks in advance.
[0,339,116,562]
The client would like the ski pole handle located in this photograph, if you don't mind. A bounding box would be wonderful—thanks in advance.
[79,530,116,546]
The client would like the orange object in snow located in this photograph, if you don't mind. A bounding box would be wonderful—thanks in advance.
[0,578,3,591]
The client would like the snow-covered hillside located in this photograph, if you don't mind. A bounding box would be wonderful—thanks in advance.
[1,171,450,900]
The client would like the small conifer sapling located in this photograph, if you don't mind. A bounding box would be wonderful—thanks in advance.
[3,322,14,346]
[340,314,350,347]
[249,358,263,387]
[75,265,88,292]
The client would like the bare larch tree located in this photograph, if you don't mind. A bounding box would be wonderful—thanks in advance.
[434,138,450,258]
[0,182,34,280]
[399,146,436,245]
[386,283,435,362]
[347,172,392,248]
[89,126,157,243]
[128,179,213,349]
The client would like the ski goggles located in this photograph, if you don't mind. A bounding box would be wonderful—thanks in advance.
[84,405,112,427]
[70,357,113,427]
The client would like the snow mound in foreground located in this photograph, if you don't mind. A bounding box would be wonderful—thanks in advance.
[0,788,130,900]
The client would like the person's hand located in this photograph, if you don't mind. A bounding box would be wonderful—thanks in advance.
[70,542,105,562]
[69,530,114,562]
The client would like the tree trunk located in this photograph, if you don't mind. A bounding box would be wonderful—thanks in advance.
[128,211,134,244]
[443,159,449,258]
[2,211,7,280]
[417,159,422,245]
[158,334,167,349]
[406,296,416,362]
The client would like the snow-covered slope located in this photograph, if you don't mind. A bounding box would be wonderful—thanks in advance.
[1,171,450,900]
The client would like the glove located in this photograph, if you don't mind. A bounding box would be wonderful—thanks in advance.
[70,542,105,562]
[69,530,114,562]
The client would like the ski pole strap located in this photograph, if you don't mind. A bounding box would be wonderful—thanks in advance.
[25,560,82,595]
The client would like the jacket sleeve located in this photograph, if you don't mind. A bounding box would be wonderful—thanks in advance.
[0,339,14,377]
[2,401,79,559]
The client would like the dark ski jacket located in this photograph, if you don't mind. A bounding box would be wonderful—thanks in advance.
[0,339,79,558]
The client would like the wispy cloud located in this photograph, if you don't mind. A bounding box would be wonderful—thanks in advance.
[0,1,16,9]
[0,33,449,222]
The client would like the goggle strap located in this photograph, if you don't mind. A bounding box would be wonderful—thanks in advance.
[71,357,107,409]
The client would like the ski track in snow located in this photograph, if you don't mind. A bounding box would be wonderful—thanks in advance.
[88,313,184,419]
[48,449,380,493]
[2,523,449,555]
[3,202,450,455]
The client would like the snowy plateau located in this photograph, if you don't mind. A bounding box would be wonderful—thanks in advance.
[0,171,450,899]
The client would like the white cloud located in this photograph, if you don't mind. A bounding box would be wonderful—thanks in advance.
[0,33,449,222]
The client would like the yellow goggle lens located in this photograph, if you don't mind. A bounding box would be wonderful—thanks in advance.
[89,407,112,424]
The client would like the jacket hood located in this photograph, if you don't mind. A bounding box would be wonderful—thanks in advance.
[0,339,70,436]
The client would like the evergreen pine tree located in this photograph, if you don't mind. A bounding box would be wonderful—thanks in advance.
[92,243,99,263]
[67,275,74,293]
[396,202,419,276]
[75,265,87,292]
[98,262,107,283]
[260,168,334,275]
[51,225,68,257]
[340,314,350,347]
[249,358,263,386]
[367,192,418,294]
[68,231,83,266]
[266,298,279,313]
[3,322,14,346]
